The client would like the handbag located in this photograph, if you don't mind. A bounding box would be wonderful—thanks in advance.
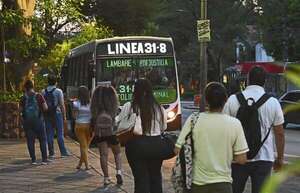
[171,112,200,193]
[117,112,137,134]
[116,108,142,146]
[160,132,178,160]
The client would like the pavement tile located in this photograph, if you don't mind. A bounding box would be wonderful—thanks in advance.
[0,139,129,193]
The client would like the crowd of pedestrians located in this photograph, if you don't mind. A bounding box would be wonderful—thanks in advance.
[20,66,285,193]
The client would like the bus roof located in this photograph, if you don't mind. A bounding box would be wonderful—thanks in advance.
[94,36,173,43]
[69,36,173,58]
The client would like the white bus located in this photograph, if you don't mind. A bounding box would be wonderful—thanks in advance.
[61,36,181,130]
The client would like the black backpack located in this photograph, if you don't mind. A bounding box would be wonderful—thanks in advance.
[44,88,58,118]
[236,93,271,159]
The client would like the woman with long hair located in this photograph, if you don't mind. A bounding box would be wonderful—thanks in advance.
[120,79,167,193]
[90,86,123,186]
[72,86,93,170]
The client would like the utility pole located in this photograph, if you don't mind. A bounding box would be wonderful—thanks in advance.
[199,0,208,112]
[1,20,6,92]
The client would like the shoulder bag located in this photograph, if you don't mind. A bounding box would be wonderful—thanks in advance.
[116,103,142,146]
[171,112,200,193]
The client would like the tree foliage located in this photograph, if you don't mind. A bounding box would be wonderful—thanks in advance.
[0,0,86,90]
[39,23,113,74]
[256,0,300,61]
[35,0,85,46]
[81,0,161,35]
[156,0,253,82]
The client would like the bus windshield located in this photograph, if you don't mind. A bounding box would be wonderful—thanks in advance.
[96,57,177,105]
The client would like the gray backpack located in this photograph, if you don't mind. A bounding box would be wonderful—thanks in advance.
[94,112,114,137]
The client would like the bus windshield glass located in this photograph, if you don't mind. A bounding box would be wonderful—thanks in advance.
[96,57,177,105]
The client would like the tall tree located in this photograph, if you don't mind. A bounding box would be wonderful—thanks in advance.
[35,0,84,46]
[1,0,87,90]
[156,0,253,82]
[256,0,300,61]
[39,23,113,74]
[81,0,161,35]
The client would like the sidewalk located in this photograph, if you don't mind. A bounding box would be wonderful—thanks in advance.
[0,139,133,193]
[1,138,298,193]
[0,138,176,193]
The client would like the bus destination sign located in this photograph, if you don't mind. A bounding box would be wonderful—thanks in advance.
[103,58,174,70]
[97,40,173,56]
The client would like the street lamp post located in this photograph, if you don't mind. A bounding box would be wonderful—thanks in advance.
[0,1,6,92]
[199,0,208,112]
[1,28,6,92]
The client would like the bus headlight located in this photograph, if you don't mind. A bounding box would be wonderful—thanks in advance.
[167,111,176,119]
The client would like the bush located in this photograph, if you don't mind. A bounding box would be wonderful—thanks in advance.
[0,91,23,103]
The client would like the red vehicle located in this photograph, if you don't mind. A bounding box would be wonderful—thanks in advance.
[222,62,287,97]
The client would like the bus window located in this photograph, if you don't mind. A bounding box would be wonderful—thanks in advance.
[97,57,177,105]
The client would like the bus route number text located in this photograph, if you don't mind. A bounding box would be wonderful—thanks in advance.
[108,42,167,55]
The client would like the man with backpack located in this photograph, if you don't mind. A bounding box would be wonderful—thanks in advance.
[223,66,285,193]
[43,74,69,158]
[20,80,49,165]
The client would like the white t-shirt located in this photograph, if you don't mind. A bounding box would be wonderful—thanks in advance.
[73,100,91,124]
[117,102,167,136]
[223,85,284,162]
[176,112,248,185]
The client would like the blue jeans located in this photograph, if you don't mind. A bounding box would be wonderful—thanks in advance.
[24,119,47,162]
[45,112,68,156]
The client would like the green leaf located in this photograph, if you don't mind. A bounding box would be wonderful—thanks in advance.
[261,160,300,193]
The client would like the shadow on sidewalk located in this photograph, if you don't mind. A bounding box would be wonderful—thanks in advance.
[0,164,34,174]
[88,184,123,193]
[54,170,94,182]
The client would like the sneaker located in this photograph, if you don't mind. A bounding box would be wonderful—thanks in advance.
[116,174,123,185]
[41,160,51,165]
[61,153,71,158]
[104,177,111,186]
[48,155,55,160]
[31,161,38,165]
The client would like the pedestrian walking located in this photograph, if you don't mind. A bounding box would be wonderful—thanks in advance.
[90,86,123,186]
[72,86,93,170]
[174,82,248,193]
[223,66,285,193]
[118,79,167,193]
[43,74,69,159]
[20,80,50,165]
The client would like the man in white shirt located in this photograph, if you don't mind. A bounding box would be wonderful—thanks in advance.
[223,66,285,193]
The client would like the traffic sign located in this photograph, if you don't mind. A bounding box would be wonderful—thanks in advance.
[197,20,211,42]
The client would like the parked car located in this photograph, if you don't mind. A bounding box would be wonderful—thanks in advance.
[279,90,300,128]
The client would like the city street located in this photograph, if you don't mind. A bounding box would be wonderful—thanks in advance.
[0,101,299,193]
[1,1,299,192]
